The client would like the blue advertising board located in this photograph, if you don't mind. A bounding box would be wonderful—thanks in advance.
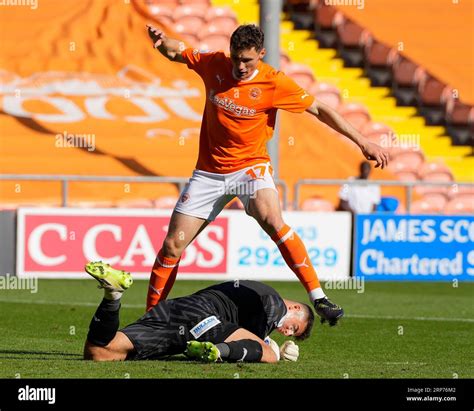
[354,214,474,281]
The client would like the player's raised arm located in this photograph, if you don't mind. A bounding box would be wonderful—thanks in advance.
[146,24,186,64]
[306,100,390,169]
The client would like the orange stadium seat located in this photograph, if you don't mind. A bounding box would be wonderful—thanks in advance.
[173,28,199,47]
[314,2,340,29]
[419,162,453,182]
[336,18,368,67]
[154,196,179,209]
[115,198,155,208]
[364,37,397,86]
[301,197,335,212]
[285,63,316,90]
[309,82,341,110]
[392,55,425,106]
[338,102,370,131]
[445,97,474,146]
[417,73,451,124]
[451,185,474,197]
[280,52,291,71]
[146,5,174,26]
[204,20,238,37]
[147,0,178,8]
[337,18,365,47]
[416,162,453,197]
[391,147,425,162]
[394,171,418,182]
[446,98,474,127]
[181,0,210,7]
[174,19,205,38]
[205,7,238,25]
[199,23,235,39]
[444,196,474,215]
[388,158,420,176]
[173,6,207,28]
[68,200,116,208]
[314,4,344,48]
[422,192,448,209]
[199,34,230,53]
[361,121,393,146]
[392,56,424,87]
[410,199,443,214]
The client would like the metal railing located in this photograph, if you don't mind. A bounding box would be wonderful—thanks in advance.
[294,179,474,212]
[0,174,289,209]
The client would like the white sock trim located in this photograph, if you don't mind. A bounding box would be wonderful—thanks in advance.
[104,290,123,301]
[156,254,179,268]
[309,287,326,302]
[275,228,294,246]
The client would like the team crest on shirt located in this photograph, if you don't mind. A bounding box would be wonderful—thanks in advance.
[192,49,199,55]
[249,87,262,100]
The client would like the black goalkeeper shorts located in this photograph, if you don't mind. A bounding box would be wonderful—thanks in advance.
[120,293,239,360]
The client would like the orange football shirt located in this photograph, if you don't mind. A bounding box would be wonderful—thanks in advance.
[181,48,315,173]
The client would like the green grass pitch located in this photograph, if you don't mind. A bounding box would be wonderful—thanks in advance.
[0,280,473,379]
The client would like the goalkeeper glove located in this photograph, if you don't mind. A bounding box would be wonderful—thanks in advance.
[280,340,299,362]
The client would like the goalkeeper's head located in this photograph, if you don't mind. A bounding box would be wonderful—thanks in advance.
[277,300,315,341]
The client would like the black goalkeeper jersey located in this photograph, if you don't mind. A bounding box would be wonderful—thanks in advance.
[194,280,287,339]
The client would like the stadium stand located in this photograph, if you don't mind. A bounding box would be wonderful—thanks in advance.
[284,0,473,179]
[0,0,470,213]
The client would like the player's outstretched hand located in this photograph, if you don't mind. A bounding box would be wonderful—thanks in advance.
[280,341,299,362]
[146,24,166,49]
[361,141,390,169]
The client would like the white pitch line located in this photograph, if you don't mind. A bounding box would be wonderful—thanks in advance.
[346,313,474,323]
[1,298,473,323]
[0,298,144,309]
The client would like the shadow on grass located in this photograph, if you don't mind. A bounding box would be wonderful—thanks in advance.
[0,350,196,363]
[0,349,82,360]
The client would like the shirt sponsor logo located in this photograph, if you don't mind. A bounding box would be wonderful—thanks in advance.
[190,316,221,338]
[209,89,256,117]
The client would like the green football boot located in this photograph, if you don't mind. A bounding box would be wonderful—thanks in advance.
[85,261,133,292]
[185,341,221,363]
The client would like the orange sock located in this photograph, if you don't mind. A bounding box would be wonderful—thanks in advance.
[146,250,180,311]
[271,224,322,293]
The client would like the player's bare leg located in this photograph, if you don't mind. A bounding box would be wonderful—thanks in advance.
[146,210,210,311]
[84,332,134,361]
[246,188,344,325]
[84,264,135,361]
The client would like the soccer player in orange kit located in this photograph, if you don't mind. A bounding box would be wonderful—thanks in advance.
[145,24,389,325]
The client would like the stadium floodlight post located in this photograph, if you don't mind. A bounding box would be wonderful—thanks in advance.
[260,0,282,180]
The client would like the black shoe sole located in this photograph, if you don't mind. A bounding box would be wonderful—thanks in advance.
[320,311,344,327]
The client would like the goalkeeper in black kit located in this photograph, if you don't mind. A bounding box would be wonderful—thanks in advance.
[83,262,314,363]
